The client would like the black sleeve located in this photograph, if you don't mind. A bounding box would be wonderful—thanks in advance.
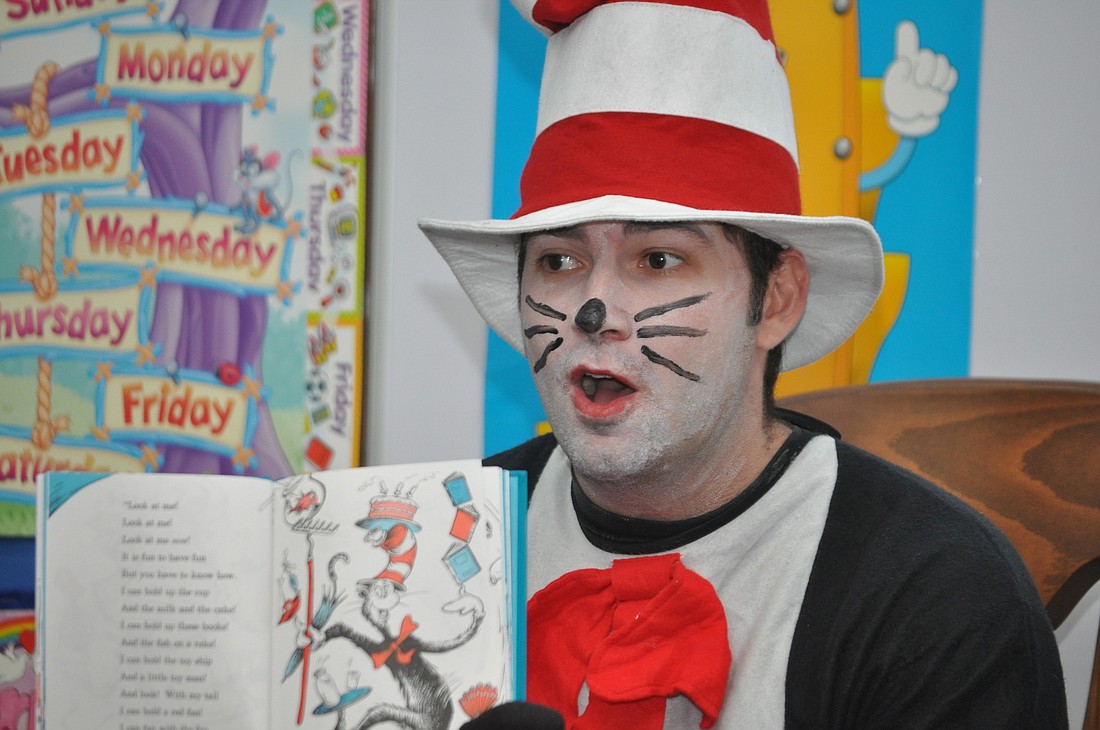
[483,433,558,500]
[461,701,565,730]
[786,442,1068,730]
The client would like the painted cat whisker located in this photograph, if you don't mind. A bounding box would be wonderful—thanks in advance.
[525,295,567,321]
[641,345,700,382]
[533,337,564,373]
[634,293,710,322]
[525,325,559,338]
[637,325,707,338]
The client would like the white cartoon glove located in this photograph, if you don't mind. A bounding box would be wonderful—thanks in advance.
[442,588,485,618]
[883,20,958,137]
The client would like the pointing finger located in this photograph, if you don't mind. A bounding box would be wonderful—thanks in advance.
[895,19,920,62]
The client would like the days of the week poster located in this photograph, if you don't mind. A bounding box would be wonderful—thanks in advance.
[0,0,371,539]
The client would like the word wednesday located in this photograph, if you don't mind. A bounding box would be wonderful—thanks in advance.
[83,212,281,278]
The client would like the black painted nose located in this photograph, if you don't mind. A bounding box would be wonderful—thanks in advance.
[575,298,607,334]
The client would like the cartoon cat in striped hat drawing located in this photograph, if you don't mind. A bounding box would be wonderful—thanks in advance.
[318,479,486,730]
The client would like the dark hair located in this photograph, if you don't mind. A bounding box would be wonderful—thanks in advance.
[517,224,788,412]
[517,234,529,286]
[719,224,786,415]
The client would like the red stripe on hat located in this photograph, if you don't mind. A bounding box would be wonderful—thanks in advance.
[389,545,418,569]
[374,568,408,586]
[532,0,775,42]
[514,112,801,219]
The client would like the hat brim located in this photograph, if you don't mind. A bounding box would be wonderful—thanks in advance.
[419,195,884,372]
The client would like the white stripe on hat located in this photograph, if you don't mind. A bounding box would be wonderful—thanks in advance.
[537,2,798,166]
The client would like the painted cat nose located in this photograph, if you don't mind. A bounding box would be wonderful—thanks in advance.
[575,298,607,334]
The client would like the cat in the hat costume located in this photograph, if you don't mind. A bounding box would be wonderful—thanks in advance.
[316,493,488,729]
[421,1,1068,728]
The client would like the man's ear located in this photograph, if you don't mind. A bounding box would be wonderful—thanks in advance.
[756,247,809,350]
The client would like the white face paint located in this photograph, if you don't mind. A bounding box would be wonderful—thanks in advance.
[520,221,766,497]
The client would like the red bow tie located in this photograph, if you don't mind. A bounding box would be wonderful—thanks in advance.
[371,614,419,668]
[528,553,731,730]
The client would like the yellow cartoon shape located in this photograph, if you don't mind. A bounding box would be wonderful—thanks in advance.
[771,5,956,396]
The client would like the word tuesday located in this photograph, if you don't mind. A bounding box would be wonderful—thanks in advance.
[0,128,126,188]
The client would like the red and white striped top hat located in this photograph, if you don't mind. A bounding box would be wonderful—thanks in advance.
[419,0,884,370]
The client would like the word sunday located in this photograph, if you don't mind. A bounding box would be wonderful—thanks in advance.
[3,0,149,26]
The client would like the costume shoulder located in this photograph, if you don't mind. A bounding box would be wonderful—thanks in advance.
[787,440,1067,729]
[483,433,559,500]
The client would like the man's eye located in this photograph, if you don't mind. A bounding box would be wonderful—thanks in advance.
[645,252,684,270]
[542,253,579,271]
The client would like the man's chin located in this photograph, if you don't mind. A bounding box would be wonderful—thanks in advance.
[556,428,657,484]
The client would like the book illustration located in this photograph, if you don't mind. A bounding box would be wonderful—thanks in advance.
[443,544,481,585]
[278,474,343,724]
[274,468,508,729]
[311,662,370,716]
[278,552,302,625]
[35,462,521,729]
[449,505,480,543]
[458,683,499,722]
[442,472,471,506]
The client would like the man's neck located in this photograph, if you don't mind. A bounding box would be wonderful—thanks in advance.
[574,418,792,521]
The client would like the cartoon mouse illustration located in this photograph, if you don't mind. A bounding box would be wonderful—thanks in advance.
[234,145,300,234]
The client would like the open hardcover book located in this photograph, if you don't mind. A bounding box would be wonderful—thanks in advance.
[35,460,526,730]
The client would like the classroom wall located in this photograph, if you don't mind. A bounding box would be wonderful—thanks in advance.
[367,0,1100,464]
[366,0,495,464]
[367,2,1100,724]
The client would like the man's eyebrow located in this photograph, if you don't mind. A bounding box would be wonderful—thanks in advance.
[526,225,584,241]
[623,221,711,242]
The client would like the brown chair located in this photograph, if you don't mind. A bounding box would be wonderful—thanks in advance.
[778,378,1100,729]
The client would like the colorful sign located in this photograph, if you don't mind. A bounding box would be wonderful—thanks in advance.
[0,0,371,539]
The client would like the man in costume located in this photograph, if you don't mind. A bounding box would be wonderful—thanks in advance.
[419,0,1068,727]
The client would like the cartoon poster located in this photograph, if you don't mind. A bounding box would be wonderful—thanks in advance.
[483,0,983,453]
[0,609,35,730]
[0,0,371,539]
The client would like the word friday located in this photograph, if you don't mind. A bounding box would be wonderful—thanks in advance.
[118,382,237,437]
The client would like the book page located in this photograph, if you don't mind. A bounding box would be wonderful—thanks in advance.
[269,461,515,729]
[38,472,276,730]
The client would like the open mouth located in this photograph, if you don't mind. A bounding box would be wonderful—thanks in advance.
[579,372,636,404]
